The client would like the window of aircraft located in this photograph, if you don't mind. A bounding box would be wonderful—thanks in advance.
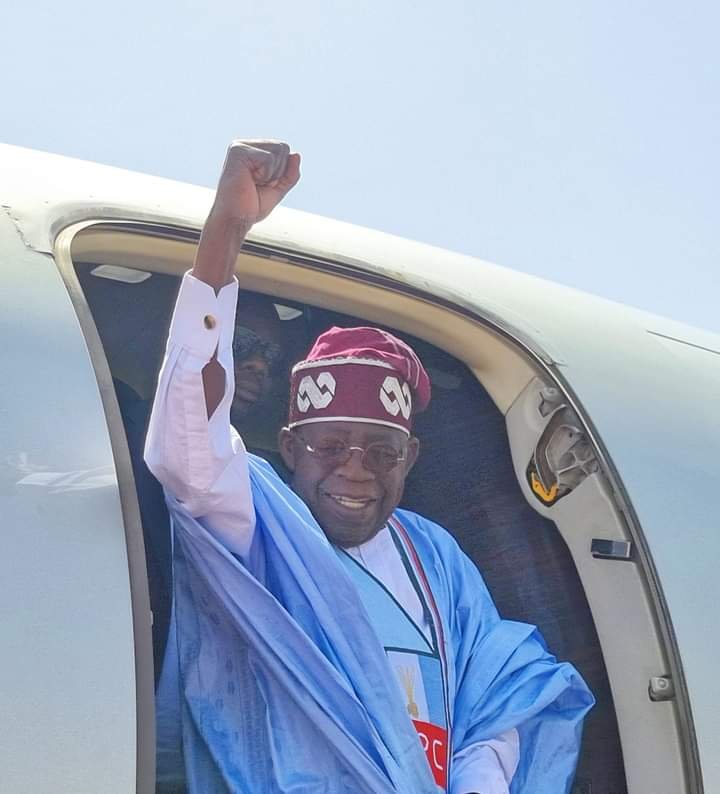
[59,222,689,793]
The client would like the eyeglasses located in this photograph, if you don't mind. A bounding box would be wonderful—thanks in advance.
[233,326,283,370]
[292,431,408,474]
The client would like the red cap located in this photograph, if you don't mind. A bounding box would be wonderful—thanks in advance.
[288,326,431,435]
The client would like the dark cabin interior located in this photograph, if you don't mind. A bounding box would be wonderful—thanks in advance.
[75,260,627,794]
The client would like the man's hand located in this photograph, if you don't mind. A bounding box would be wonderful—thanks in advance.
[192,139,301,291]
[213,140,301,227]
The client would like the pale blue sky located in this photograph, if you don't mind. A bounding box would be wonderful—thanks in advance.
[2,1,718,332]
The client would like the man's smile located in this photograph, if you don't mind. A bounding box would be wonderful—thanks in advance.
[323,491,378,511]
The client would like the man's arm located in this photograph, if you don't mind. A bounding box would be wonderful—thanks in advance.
[144,141,300,556]
[192,141,301,417]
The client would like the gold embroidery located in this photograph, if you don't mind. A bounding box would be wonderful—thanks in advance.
[400,666,419,718]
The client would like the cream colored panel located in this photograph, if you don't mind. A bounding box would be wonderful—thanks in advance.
[71,226,539,413]
[506,377,687,794]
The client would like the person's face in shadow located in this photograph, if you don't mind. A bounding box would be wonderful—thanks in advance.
[231,294,291,424]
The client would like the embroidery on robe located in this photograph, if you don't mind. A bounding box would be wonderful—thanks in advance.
[337,516,451,791]
[400,666,420,718]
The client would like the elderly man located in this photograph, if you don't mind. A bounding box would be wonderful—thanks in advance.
[145,141,593,793]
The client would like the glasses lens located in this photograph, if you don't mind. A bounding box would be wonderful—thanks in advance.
[364,443,404,473]
[303,439,350,468]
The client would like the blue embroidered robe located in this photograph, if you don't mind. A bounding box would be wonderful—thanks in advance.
[164,454,594,792]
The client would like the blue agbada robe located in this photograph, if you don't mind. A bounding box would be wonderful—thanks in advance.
[166,454,594,793]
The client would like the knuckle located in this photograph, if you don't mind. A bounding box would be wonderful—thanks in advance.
[228,140,253,153]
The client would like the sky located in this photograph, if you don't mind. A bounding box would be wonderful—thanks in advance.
[2,0,718,333]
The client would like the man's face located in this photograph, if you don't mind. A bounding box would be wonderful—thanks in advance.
[279,420,419,547]
[231,327,280,419]
[231,324,283,421]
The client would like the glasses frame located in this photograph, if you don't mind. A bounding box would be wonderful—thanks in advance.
[292,429,408,474]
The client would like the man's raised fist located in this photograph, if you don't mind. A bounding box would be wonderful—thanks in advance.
[213,139,301,227]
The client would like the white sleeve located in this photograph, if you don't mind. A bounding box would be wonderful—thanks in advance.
[144,271,256,558]
[450,729,519,794]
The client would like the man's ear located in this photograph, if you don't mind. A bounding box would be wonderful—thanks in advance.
[404,435,420,475]
[278,426,297,472]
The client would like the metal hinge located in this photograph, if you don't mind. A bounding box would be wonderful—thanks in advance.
[649,675,675,702]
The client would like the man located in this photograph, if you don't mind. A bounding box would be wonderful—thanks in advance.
[230,292,305,472]
[145,141,593,793]
[230,291,299,427]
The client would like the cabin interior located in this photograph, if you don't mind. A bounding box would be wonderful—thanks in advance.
[60,221,692,793]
